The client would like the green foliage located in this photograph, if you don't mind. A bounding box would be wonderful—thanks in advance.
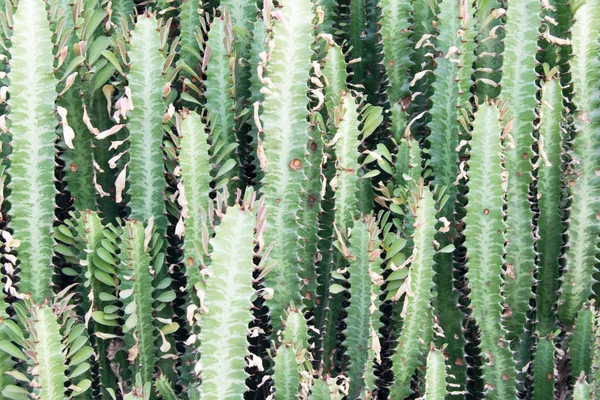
[0,0,599,398]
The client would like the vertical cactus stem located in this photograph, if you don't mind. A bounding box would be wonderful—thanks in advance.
[427,0,476,391]
[330,93,361,236]
[464,101,516,398]
[532,73,565,400]
[0,297,14,395]
[473,0,505,102]
[573,375,592,400]
[179,0,203,78]
[117,220,159,387]
[570,304,595,379]
[177,110,212,289]
[591,306,600,395]
[194,192,261,399]
[126,13,170,232]
[380,0,412,141]
[423,345,448,400]
[532,332,556,400]
[204,10,240,193]
[313,39,348,369]
[499,0,541,382]
[556,0,600,326]
[389,185,437,400]
[536,75,565,336]
[6,0,59,301]
[272,308,310,400]
[0,299,95,400]
[339,215,383,398]
[258,0,317,333]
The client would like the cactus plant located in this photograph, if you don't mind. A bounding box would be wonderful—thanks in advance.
[0,0,598,398]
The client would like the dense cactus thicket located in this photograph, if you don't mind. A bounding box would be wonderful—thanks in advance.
[0,0,599,398]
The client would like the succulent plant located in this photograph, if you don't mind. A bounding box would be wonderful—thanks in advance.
[0,0,598,399]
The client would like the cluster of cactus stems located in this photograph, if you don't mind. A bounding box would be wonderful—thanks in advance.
[0,0,598,398]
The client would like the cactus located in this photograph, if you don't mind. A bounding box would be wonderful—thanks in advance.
[0,0,598,398]
[193,191,263,399]
[258,0,319,332]
[464,102,515,398]
[6,0,59,301]
[557,0,600,326]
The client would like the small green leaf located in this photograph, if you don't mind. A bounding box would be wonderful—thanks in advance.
[329,284,346,294]
[70,362,91,379]
[93,269,115,286]
[70,346,94,366]
[215,158,237,179]
[155,291,176,303]
[0,340,26,360]
[102,50,124,75]
[438,244,455,254]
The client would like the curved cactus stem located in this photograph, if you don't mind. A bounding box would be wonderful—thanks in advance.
[464,102,515,399]
[343,0,384,105]
[308,376,346,400]
[204,11,239,191]
[126,14,169,231]
[389,185,437,400]
[7,0,59,301]
[111,0,135,26]
[557,0,600,326]
[220,0,258,188]
[259,0,317,332]
[340,215,382,398]
[195,193,261,399]
[177,110,212,288]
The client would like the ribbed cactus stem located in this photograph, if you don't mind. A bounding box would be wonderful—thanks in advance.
[423,345,448,400]
[341,215,383,398]
[389,185,438,399]
[195,193,262,399]
[126,14,170,231]
[259,0,318,332]
[177,110,212,288]
[6,0,58,301]
[556,0,600,326]
[500,2,540,370]
[464,102,515,398]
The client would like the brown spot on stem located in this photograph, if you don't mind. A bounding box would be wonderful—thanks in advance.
[289,158,302,170]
